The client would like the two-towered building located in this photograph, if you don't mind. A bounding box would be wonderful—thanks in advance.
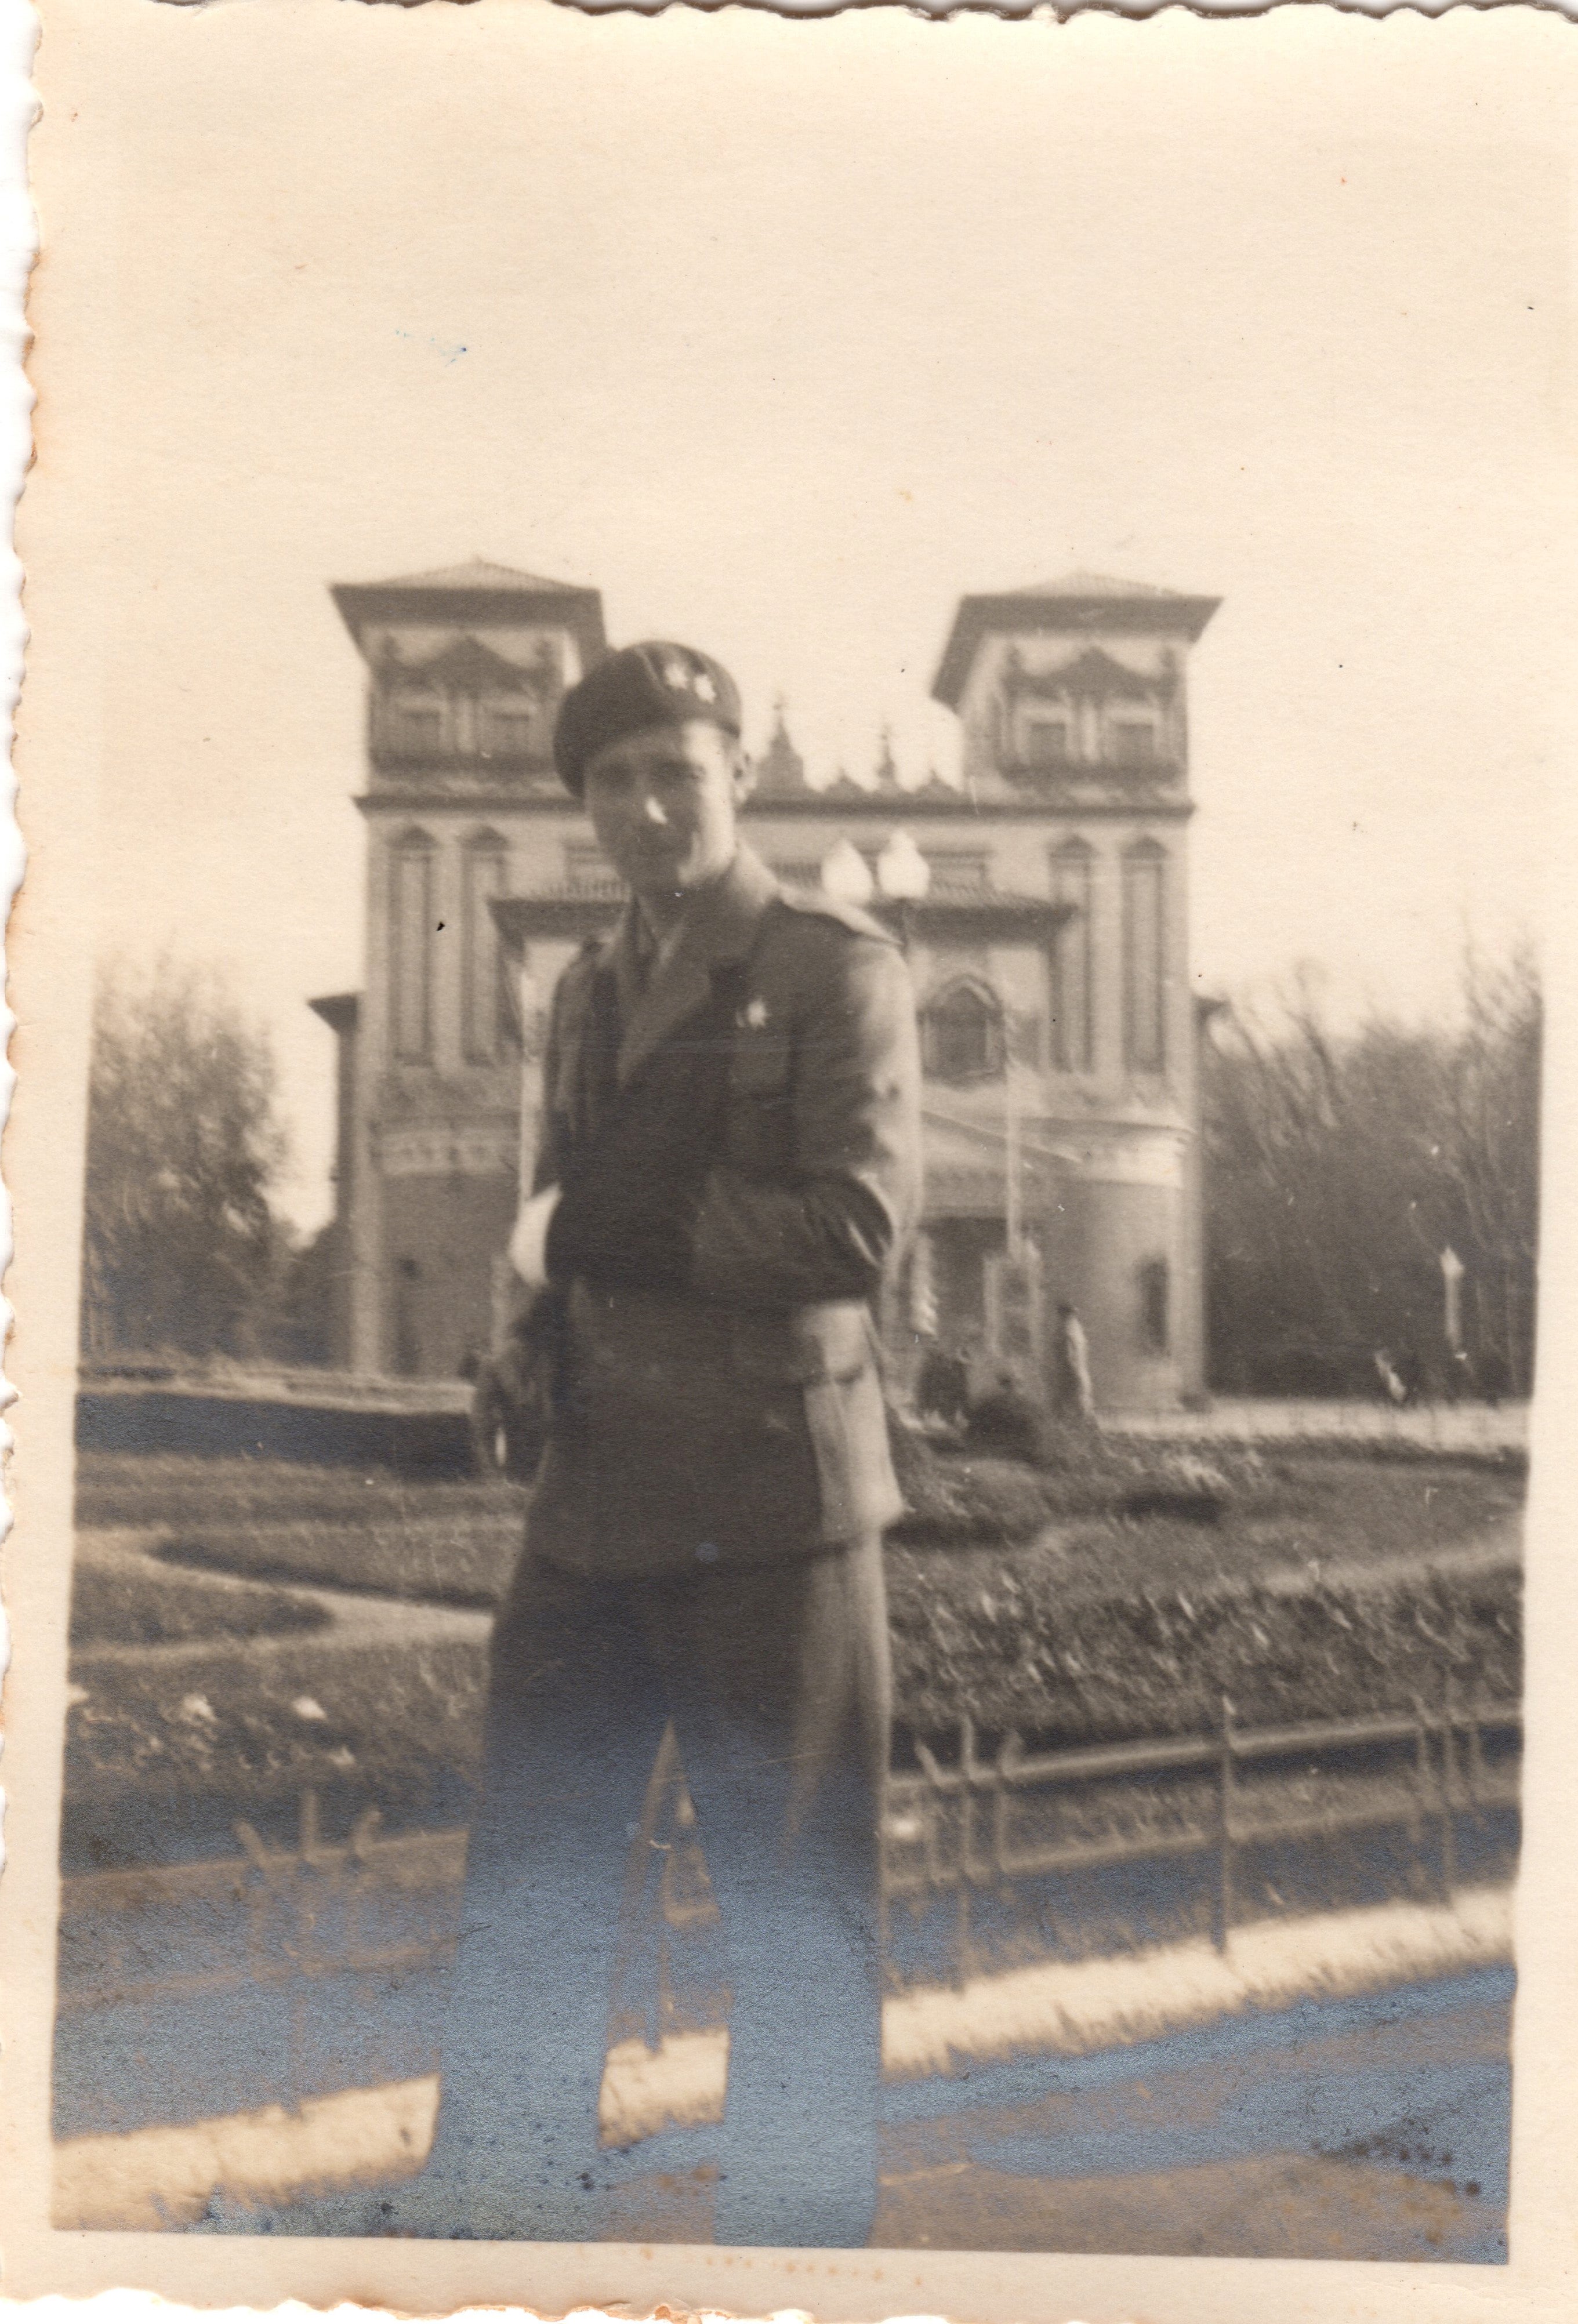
[314,559,1219,1410]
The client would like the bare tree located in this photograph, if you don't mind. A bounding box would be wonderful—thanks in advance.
[1204,949,1540,1397]
[1437,943,1540,1394]
[81,957,290,1362]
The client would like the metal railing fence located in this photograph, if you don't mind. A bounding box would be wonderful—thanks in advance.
[57,1666,1520,2021]
[880,1674,1520,1975]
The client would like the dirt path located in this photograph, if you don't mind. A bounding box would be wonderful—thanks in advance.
[1021,1509,1524,1606]
[71,1531,492,1669]
[1111,1399,1528,1456]
[1256,1513,1522,1599]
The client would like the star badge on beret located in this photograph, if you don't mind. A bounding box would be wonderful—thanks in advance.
[693,670,718,703]
[739,996,771,1030]
[662,658,689,691]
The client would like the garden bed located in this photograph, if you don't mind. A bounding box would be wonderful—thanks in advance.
[65,1633,482,1828]
[887,1546,1521,1747]
[62,1544,1522,1851]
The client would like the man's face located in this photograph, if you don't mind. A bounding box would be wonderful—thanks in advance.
[582,720,751,901]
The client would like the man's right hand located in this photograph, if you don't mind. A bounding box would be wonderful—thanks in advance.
[509,1185,563,1289]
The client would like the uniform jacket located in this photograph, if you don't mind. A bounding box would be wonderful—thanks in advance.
[524,845,923,1577]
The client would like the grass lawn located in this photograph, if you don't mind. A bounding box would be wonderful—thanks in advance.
[70,1535,331,1649]
[75,1452,521,1534]
[76,1436,1522,1609]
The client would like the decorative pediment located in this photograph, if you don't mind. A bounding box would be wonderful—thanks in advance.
[386,632,554,696]
[1004,645,1158,705]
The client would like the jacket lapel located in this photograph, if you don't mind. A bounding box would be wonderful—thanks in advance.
[616,847,781,1087]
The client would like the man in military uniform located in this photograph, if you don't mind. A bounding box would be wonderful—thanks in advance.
[425,642,922,2248]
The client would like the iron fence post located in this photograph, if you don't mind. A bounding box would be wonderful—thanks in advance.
[1466,1681,1488,1822]
[956,1717,977,1987]
[1440,1665,1459,1900]
[1215,1694,1236,1952]
[1411,1695,1431,1868]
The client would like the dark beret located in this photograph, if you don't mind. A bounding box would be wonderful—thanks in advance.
[553,641,742,798]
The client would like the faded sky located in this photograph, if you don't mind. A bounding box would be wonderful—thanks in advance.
[37,2,1572,1229]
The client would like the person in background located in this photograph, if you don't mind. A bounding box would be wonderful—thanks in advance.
[964,1367,1044,1461]
[916,1336,970,1430]
[1054,1299,1095,1421]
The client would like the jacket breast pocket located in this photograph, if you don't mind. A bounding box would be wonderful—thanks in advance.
[726,1035,795,1172]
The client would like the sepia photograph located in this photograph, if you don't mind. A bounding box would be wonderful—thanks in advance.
[6,3,1578,2316]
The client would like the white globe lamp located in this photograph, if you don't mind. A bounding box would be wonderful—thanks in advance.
[821,837,875,906]
[876,829,931,901]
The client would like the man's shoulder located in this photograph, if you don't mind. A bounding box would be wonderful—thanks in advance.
[766,888,902,953]
[750,890,913,1029]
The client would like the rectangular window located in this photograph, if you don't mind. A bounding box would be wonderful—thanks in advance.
[463,845,507,1062]
[1111,719,1158,765]
[390,844,433,1063]
[394,701,443,756]
[481,703,533,758]
[1050,846,1094,1072]
[1123,846,1166,1072]
[924,851,990,895]
[1023,714,1072,767]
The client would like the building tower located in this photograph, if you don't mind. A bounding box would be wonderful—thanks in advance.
[315,561,605,1376]
[928,573,1220,1406]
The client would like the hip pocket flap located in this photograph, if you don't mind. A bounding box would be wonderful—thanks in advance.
[730,1302,877,1384]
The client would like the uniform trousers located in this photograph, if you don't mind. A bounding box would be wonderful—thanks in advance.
[420,1536,891,2247]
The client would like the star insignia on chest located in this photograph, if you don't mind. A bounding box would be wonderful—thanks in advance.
[740,996,771,1030]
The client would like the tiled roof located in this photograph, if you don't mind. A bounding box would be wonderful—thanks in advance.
[933,577,1220,707]
[1001,571,1187,600]
[372,558,589,594]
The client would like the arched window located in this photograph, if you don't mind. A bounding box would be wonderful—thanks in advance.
[462,830,510,1063]
[922,979,1005,1084]
[390,829,436,1064]
[1050,838,1094,1072]
[1123,838,1167,1072]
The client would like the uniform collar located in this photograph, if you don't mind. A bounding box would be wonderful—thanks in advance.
[613,845,781,1085]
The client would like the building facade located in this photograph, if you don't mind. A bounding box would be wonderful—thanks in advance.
[314,560,1218,1410]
